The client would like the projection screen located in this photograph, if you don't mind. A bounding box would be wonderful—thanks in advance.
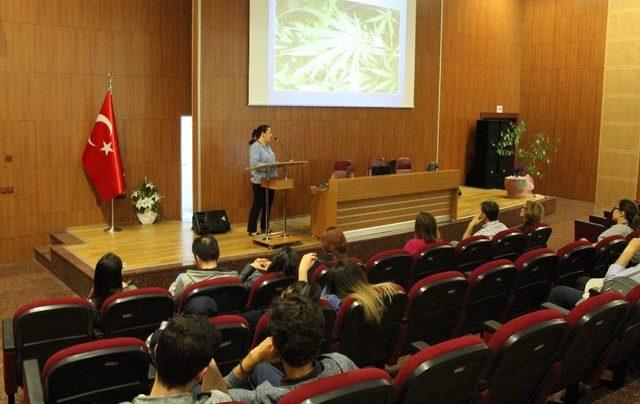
[249,0,416,108]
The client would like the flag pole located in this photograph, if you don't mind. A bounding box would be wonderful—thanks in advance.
[104,72,122,233]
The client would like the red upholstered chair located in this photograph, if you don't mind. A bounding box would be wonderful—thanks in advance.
[246,272,295,311]
[458,259,517,335]
[22,337,149,404]
[393,336,490,404]
[280,368,395,404]
[538,293,630,403]
[331,284,407,367]
[331,159,355,178]
[555,240,596,287]
[394,272,467,360]
[211,315,250,375]
[178,277,248,314]
[481,310,568,404]
[491,229,528,261]
[522,223,553,252]
[626,229,640,241]
[365,249,412,285]
[600,284,640,388]
[455,236,492,273]
[3,297,93,404]
[406,241,456,287]
[591,235,628,278]
[503,248,558,320]
[394,157,413,174]
[251,311,271,349]
[101,287,174,340]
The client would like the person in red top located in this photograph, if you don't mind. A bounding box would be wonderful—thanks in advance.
[403,212,441,256]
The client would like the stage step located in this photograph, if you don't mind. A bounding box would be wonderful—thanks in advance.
[34,246,52,270]
[49,231,82,246]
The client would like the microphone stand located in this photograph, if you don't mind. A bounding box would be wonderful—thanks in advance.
[274,137,293,239]
[275,137,293,162]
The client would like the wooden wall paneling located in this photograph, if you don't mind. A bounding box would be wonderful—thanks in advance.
[0,0,192,263]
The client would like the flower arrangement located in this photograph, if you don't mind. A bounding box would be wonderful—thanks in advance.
[131,177,162,215]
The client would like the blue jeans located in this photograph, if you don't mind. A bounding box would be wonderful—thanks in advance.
[548,276,591,310]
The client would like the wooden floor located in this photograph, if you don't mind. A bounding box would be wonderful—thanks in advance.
[64,186,546,272]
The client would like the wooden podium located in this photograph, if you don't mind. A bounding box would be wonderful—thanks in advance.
[246,160,307,248]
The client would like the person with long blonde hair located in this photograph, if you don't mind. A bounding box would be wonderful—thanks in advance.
[519,200,545,234]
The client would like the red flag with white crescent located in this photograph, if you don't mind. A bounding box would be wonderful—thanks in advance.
[82,91,126,201]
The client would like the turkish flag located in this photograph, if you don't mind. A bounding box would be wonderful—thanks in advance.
[82,91,126,201]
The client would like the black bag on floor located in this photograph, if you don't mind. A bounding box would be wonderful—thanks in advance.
[192,210,231,235]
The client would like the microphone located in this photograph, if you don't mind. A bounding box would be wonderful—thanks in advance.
[274,137,293,161]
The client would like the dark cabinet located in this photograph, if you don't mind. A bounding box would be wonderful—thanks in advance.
[466,118,515,189]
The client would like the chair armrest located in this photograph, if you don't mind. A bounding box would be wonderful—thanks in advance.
[23,359,44,404]
[93,328,104,339]
[3,318,15,350]
[542,302,570,316]
[409,341,430,354]
[483,320,502,334]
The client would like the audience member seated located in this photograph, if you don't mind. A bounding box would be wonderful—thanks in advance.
[461,200,508,241]
[89,252,136,327]
[128,315,231,403]
[239,246,299,289]
[591,199,638,242]
[403,211,443,256]
[519,200,545,234]
[307,227,348,280]
[221,294,358,402]
[549,237,640,309]
[170,235,239,304]
[300,256,396,322]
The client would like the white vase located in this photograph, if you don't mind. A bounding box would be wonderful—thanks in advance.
[137,209,158,225]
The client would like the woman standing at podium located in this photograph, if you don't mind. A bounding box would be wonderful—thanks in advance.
[247,124,277,236]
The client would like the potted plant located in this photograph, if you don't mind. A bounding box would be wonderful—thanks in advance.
[495,121,558,198]
[131,177,162,224]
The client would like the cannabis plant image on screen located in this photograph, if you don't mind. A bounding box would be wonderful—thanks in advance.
[274,0,400,94]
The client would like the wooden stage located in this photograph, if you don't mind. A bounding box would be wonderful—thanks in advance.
[35,186,555,296]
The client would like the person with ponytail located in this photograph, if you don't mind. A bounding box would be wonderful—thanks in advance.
[247,124,277,236]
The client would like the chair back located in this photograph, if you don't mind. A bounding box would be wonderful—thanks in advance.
[608,285,640,367]
[365,249,412,285]
[506,249,558,319]
[484,310,568,404]
[102,287,174,340]
[280,368,395,404]
[179,277,248,314]
[393,336,490,404]
[591,236,628,278]
[246,272,295,310]
[333,285,407,367]
[492,229,528,261]
[43,337,149,404]
[555,240,596,287]
[455,236,492,273]
[395,157,413,174]
[461,260,517,334]
[211,315,250,375]
[523,224,552,252]
[408,242,456,285]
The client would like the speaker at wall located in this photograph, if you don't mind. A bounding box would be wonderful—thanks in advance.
[192,210,231,235]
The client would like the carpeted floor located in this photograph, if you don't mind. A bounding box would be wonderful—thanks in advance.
[1,197,638,403]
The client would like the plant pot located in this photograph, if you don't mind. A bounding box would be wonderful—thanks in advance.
[504,175,534,198]
[137,209,158,225]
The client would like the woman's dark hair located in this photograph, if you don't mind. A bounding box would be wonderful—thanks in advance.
[283,281,321,301]
[249,124,270,145]
[267,246,299,277]
[321,227,347,258]
[414,212,438,242]
[618,199,639,223]
[93,252,123,303]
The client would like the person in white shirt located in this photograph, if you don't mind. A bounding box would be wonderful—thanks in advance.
[462,200,508,240]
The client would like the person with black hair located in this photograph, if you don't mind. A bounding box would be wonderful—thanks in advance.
[128,315,230,403]
[239,246,299,289]
[170,235,239,304]
[462,200,508,240]
[222,295,357,402]
[89,252,136,327]
[595,199,638,241]
[247,124,277,236]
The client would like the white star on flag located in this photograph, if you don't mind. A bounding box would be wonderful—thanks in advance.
[100,141,114,156]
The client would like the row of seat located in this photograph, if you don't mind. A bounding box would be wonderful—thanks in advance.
[16,285,640,403]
